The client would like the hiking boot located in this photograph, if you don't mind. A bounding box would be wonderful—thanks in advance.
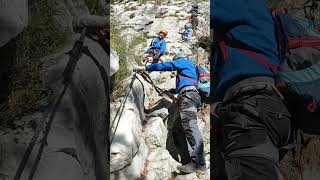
[177,162,206,174]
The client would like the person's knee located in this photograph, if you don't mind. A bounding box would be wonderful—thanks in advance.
[159,56,166,62]
[146,57,153,63]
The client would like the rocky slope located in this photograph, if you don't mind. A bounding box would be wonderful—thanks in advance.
[110,0,210,180]
[0,0,110,179]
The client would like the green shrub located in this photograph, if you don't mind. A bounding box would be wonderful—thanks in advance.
[129,35,147,65]
[110,28,131,101]
[110,23,147,101]
[6,0,65,119]
[84,0,97,13]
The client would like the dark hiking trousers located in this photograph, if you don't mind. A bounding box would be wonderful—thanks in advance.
[214,77,291,180]
[171,90,206,166]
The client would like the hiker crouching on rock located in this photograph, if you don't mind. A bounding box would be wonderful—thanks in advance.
[144,29,168,65]
[211,0,291,180]
[180,23,193,42]
[134,51,206,173]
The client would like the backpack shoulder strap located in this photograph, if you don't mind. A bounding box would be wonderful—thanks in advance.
[177,67,199,85]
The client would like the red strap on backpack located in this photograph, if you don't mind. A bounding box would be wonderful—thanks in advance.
[219,40,228,61]
[215,28,277,74]
[199,73,210,77]
[288,37,320,49]
[238,48,278,74]
[177,72,198,85]
[271,8,288,16]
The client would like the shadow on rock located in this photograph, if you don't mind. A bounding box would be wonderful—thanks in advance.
[165,102,191,165]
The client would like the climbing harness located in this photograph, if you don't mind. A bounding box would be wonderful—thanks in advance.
[14,26,110,180]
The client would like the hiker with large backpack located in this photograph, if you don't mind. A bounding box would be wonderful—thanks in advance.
[133,51,206,173]
[211,0,291,180]
[144,29,168,65]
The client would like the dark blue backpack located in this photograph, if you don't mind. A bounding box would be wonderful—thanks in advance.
[273,8,320,134]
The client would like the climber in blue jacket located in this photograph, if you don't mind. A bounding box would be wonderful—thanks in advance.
[180,23,193,42]
[134,51,206,173]
[144,29,168,64]
[211,0,291,180]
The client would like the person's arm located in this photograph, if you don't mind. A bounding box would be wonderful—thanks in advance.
[144,47,150,54]
[159,40,167,54]
[144,39,155,54]
[146,61,182,72]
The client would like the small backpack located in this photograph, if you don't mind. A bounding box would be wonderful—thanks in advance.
[196,65,210,103]
[179,65,211,104]
[273,8,320,134]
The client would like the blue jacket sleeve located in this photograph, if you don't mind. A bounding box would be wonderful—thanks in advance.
[146,61,182,72]
[212,0,269,29]
[159,40,167,54]
[211,0,247,29]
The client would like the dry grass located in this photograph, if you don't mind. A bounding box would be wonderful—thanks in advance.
[0,0,65,124]
[110,21,147,101]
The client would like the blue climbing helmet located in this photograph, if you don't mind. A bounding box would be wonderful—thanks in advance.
[172,51,187,60]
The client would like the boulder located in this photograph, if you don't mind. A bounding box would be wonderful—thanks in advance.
[144,117,167,149]
[110,136,149,180]
[145,148,180,180]
[110,102,142,172]
[110,49,120,76]
[0,35,109,180]
[110,73,149,173]
[0,0,28,47]
[34,36,109,180]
